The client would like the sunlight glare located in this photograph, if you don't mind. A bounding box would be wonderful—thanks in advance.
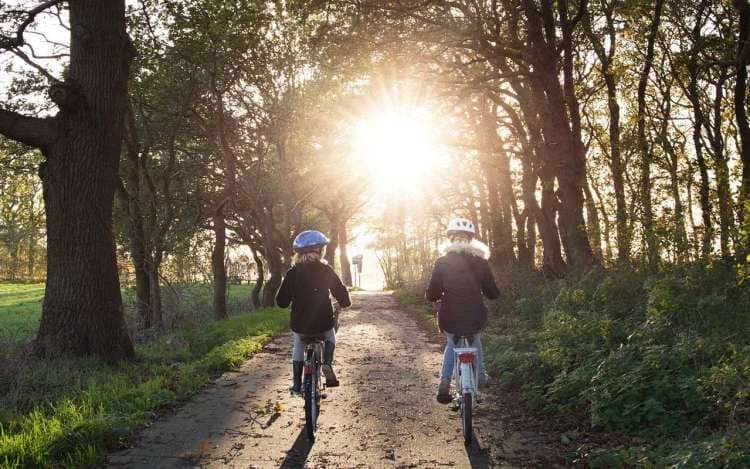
[353,106,445,193]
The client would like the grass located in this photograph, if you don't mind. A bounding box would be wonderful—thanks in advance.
[0,283,286,468]
[0,282,256,345]
[0,284,44,345]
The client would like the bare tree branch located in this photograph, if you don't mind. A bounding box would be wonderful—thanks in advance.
[0,0,64,50]
[9,46,61,82]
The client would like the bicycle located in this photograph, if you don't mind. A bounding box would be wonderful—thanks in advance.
[451,334,478,446]
[300,335,325,442]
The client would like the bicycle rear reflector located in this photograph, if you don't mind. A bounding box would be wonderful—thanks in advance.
[458,352,474,363]
[304,365,314,374]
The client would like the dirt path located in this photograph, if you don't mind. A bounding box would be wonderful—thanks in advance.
[107,292,559,468]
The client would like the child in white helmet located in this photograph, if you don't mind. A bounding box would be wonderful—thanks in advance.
[425,218,500,404]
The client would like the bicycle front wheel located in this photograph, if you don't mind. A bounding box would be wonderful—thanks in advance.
[303,373,318,442]
[461,392,472,446]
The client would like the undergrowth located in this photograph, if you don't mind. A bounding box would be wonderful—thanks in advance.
[0,307,287,468]
[396,260,750,467]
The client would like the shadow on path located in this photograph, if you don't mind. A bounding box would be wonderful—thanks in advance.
[465,433,491,468]
[279,429,313,468]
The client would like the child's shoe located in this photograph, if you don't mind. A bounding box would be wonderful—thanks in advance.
[323,341,340,387]
[437,379,452,404]
[322,364,339,387]
[290,361,303,394]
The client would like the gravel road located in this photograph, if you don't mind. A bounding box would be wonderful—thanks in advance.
[107,292,540,468]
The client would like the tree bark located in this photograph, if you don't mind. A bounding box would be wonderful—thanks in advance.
[147,256,163,327]
[212,214,228,320]
[32,0,134,360]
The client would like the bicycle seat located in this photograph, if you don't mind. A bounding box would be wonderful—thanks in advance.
[299,334,325,344]
[453,334,475,345]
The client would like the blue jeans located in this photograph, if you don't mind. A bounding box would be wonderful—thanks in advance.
[292,328,336,361]
[440,332,484,381]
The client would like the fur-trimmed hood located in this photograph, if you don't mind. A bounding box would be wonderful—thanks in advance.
[441,239,491,260]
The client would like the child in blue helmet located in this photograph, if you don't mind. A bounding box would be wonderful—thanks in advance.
[276,230,351,393]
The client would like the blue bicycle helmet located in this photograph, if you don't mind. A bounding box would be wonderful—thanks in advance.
[292,230,330,253]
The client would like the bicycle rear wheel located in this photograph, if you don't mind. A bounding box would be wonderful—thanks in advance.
[461,392,472,446]
[303,372,318,441]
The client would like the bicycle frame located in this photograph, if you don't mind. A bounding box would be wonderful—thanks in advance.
[452,341,478,397]
[302,338,324,442]
[452,335,478,445]
[303,341,323,377]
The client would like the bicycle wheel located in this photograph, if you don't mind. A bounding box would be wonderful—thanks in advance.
[303,373,317,441]
[461,392,472,446]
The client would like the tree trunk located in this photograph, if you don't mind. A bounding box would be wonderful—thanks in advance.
[583,3,630,263]
[250,248,264,309]
[479,115,514,265]
[130,229,152,329]
[148,251,163,327]
[710,68,735,256]
[734,0,750,224]
[32,0,134,360]
[9,244,19,281]
[688,68,714,257]
[324,215,340,268]
[339,222,353,286]
[261,247,283,307]
[539,174,567,276]
[212,214,228,320]
[583,178,603,261]
[27,235,36,279]
[637,0,665,266]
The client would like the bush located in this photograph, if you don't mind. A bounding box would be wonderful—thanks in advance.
[479,261,750,463]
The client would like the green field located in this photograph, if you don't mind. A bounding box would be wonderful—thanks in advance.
[0,284,44,345]
[0,283,256,345]
[0,282,285,469]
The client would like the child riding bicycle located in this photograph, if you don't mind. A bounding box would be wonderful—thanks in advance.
[276,230,351,393]
[425,218,500,404]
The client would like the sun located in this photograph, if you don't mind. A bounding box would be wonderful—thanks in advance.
[353,105,445,193]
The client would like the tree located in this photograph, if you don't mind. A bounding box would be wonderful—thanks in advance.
[0,0,133,359]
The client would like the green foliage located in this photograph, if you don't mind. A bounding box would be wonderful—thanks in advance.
[399,261,750,464]
[0,307,287,468]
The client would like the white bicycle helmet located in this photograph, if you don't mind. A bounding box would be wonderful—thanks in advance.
[446,218,476,237]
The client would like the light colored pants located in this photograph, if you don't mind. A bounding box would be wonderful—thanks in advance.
[440,332,484,381]
[292,328,336,362]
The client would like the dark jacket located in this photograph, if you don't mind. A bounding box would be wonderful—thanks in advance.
[425,243,500,335]
[276,261,351,335]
